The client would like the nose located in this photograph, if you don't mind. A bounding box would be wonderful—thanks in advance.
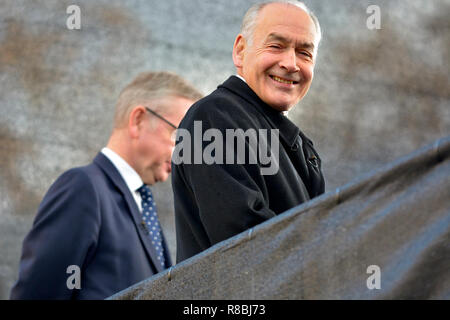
[279,49,300,73]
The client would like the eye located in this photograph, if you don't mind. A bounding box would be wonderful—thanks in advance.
[298,50,313,59]
[268,43,282,49]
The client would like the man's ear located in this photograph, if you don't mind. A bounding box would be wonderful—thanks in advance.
[128,105,146,139]
[232,34,246,69]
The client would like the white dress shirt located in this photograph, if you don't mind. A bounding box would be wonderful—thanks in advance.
[101,147,144,212]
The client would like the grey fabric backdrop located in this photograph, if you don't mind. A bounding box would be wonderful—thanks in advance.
[111,135,450,300]
[1,0,449,299]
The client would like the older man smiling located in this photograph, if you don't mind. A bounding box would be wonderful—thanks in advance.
[173,1,325,262]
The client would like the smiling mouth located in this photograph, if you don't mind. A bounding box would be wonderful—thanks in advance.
[270,75,299,85]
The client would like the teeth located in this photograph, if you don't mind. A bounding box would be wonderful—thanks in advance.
[272,76,294,84]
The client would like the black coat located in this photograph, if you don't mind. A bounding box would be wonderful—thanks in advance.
[172,76,325,262]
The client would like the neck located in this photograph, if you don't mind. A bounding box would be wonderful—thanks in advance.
[106,130,134,168]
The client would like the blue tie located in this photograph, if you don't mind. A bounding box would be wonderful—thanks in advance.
[137,184,166,269]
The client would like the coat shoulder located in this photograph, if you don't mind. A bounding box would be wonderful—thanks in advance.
[54,163,100,191]
[180,87,259,130]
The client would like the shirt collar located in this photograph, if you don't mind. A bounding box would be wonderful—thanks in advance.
[235,74,246,83]
[101,147,143,192]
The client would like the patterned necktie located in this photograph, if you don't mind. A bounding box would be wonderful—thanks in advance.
[136,184,166,269]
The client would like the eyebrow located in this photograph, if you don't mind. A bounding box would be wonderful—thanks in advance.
[265,33,315,51]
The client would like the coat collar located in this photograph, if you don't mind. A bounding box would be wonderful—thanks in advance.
[218,76,304,148]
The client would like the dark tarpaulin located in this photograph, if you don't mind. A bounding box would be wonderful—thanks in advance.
[110,135,450,300]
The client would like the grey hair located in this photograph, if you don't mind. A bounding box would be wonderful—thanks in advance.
[114,71,202,128]
[240,1,322,47]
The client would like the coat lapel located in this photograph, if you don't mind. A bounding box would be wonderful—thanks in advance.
[93,152,167,273]
[220,76,325,198]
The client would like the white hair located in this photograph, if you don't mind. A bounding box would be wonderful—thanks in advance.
[240,0,322,47]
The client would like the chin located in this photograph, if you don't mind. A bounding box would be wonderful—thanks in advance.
[266,99,296,112]
[142,173,156,185]
[156,173,170,183]
[272,104,294,112]
[263,94,301,111]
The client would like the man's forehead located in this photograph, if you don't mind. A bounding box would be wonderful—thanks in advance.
[255,3,316,38]
[260,3,310,20]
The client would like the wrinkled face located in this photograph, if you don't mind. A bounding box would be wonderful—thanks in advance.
[135,96,193,185]
[234,3,318,111]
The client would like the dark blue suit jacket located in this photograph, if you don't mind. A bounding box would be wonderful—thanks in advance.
[10,153,172,299]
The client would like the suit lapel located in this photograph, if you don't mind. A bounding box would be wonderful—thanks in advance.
[93,153,166,273]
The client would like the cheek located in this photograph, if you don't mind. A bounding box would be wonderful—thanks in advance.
[302,64,314,82]
[258,54,278,73]
[246,51,272,75]
[154,141,173,161]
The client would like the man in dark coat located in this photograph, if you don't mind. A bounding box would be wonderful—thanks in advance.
[172,1,325,262]
[11,72,202,299]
